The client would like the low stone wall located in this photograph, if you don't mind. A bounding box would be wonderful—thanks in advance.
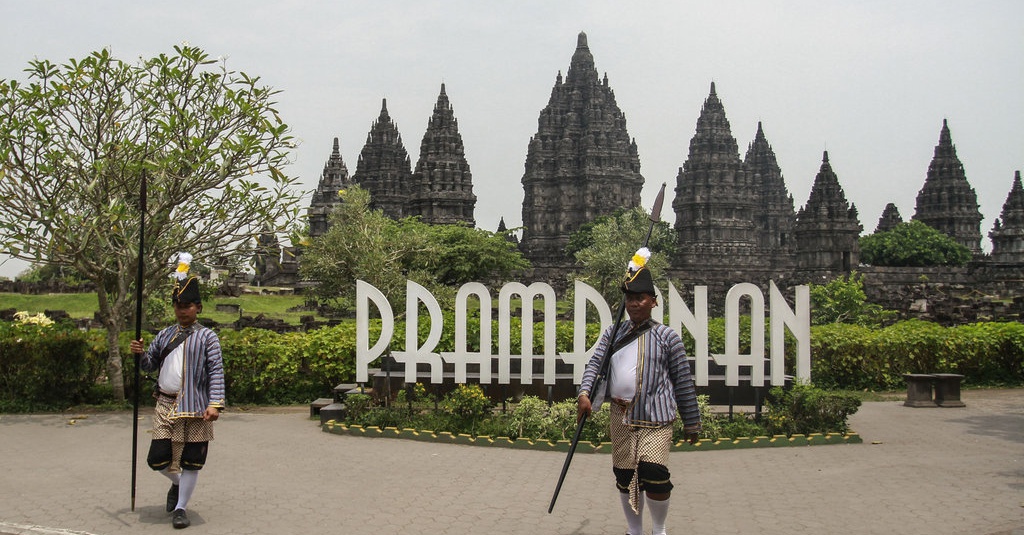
[858,264,1024,324]
[5,261,1023,327]
[0,280,94,294]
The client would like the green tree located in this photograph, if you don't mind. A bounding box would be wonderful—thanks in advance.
[568,207,676,304]
[300,186,419,309]
[859,220,972,266]
[301,186,530,310]
[808,272,895,327]
[406,223,529,286]
[14,263,85,285]
[0,46,302,400]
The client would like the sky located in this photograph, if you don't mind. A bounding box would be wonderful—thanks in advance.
[1,0,1022,279]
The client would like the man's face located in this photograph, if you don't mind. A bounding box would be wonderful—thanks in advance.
[174,301,202,327]
[624,292,656,323]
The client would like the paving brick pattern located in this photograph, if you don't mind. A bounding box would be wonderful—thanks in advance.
[1,389,1021,535]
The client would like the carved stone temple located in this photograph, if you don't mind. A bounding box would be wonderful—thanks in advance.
[989,170,1024,264]
[351,99,414,220]
[794,151,863,274]
[672,85,799,284]
[308,137,353,239]
[913,119,984,254]
[407,84,476,226]
[311,88,476,228]
[519,32,644,268]
[875,203,904,234]
[300,32,1024,322]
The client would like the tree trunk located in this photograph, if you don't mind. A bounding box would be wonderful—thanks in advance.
[96,282,128,403]
[106,325,126,402]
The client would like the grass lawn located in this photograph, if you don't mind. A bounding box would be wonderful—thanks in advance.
[0,291,322,325]
[1,292,100,318]
[204,293,318,325]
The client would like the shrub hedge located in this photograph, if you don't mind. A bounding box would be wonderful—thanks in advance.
[810,320,1024,390]
[341,385,861,441]
[0,320,104,411]
[1,315,1021,411]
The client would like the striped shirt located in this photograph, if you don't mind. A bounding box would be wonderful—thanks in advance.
[140,323,226,418]
[579,320,701,431]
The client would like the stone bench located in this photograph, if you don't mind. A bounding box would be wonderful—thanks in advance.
[933,373,966,407]
[309,397,333,417]
[309,381,370,423]
[903,373,965,407]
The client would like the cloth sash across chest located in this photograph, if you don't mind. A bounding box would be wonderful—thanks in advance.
[590,320,652,408]
[155,327,193,395]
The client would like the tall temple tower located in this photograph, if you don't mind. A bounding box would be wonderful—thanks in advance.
[913,119,983,254]
[744,121,797,271]
[520,32,644,266]
[990,170,1024,264]
[307,137,353,238]
[794,151,862,272]
[407,84,476,226]
[673,83,760,272]
[352,99,413,220]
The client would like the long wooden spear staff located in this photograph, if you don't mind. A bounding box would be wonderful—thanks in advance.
[547,182,666,514]
[131,169,147,511]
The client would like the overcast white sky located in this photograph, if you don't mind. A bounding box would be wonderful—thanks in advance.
[2,0,1022,279]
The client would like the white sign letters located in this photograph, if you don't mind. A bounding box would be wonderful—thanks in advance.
[356,279,810,387]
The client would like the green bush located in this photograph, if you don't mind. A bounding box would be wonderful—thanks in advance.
[717,414,768,439]
[859,220,972,267]
[945,322,1024,384]
[765,382,861,436]
[687,395,721,439]
[439,383,493,434]
[810,320,1024,390]
[500,397,611,443]
[345,393,373,421]
[0,320,101,411]
[5,306,1022,412]
[809,272,897,327]
[338,387,864,442]
[507,395,554,439]
[218,322,360,404]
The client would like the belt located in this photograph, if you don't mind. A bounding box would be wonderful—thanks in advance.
[611,397,632,409]
[156,389,178,400]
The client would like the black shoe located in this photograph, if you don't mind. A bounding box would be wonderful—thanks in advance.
[172,508,190,529]
[166,484,179,512]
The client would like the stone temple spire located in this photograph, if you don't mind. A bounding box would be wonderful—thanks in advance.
[307,137,353,238]
[353,98,413,219]
[407,83,476,226]
[744,121,797,271]
[673,82,758,271]
[913,119,983,254]
[795,151,862,272]
[520,32,643,266]
[990,170,1024,263]
[874,203,904,234]
[565,32,597,85]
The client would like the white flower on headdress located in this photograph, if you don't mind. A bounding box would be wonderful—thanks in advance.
[627,247,650,273]
[168,252,193,281]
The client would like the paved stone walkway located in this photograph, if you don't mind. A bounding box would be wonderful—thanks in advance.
[0,389,1021,535]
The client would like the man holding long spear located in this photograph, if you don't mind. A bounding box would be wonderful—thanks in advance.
[130,252,226,529]
[576,248,702,535]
